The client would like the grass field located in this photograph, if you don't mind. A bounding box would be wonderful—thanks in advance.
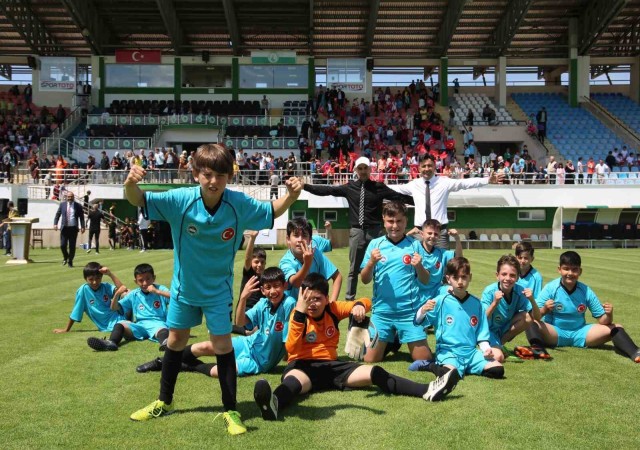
[2,247,640,449]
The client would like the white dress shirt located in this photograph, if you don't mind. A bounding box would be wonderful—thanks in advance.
[392,175,489,226]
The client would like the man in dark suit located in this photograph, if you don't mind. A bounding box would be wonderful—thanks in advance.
[54,191,85,268]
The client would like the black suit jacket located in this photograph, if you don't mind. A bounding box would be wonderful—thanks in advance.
[54,201,85,229]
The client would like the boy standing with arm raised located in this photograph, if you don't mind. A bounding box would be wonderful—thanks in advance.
[124,144,302,435]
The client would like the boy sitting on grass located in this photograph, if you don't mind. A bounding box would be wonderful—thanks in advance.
[481,255,542,362]
[136,267,296,377]
[515,241,543,298]
[526,251,640,363]
[360,201,431,362]
[53,262,125,334]
[87,263,170,352]
[415,257,504,380]
[279,217,342,303]
[252,273,459,422]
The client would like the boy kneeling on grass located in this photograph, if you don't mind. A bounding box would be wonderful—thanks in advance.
[253,273,459,422]
[526,250,640,363]
[415,257,505,380]
[87,263,170,352]
[480,255,542,362]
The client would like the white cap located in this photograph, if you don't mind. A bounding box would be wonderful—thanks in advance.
[354,156,370,168]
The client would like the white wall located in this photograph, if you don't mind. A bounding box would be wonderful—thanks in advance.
[158,129,221,146]
[32,69,76,109]
[104,94,173,104]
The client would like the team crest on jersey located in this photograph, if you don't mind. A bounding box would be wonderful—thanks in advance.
[103,294,109,302]
[89,299,95,305]
[402,254,412,265]
[470,315,478,327]
[380,255,387,263]
[305,331,317,343]
[187,224,198,236]
[494,315,503,323]
[153,300,161,309]
[435,261,441,269]
[221,227,235,241]
[577,304,586,313]
[556,304,564,312]
[445,315,454,325]
[138,304,145,311]
[274,321,284,332]
[326,326,336,337]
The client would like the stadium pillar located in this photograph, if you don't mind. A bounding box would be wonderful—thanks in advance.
[308,57,315,99]
[568,18,578,107]
[630,57,640,103]
[439,57,448,107]
[98,57,105,108]
[174,58,181,104]
[232,57,239,101]
[494,56,507,108]
[576,56,590,103]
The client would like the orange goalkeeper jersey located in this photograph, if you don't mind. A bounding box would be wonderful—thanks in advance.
[285,298,372,362]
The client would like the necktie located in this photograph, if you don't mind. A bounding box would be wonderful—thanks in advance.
[425,180,431,221]
[358,183,365,227]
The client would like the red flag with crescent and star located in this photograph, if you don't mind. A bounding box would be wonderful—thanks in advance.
[115,50,162,64]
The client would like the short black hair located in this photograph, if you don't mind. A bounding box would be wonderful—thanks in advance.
[559,251,581,267]
[301,273,329,296]
[286,217,312,238]
[134,263,155,277]
[261,267,286,284]
[422,218,442,230]
[514,241,534,257]
[446,256,471,277]
[252,246,267,260]
[496,254,520,277]
[420,154,436,164]
[83,262,102,279]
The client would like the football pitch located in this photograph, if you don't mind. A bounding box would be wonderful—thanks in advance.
[1,247,639,449]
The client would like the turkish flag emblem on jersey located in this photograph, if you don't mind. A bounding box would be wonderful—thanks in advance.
[115,50,162,64]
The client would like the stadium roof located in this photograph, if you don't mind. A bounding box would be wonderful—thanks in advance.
[0,0,639,59]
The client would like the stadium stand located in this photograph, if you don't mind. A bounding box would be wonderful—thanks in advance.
[512,93,627,162]
[590,93,640,136]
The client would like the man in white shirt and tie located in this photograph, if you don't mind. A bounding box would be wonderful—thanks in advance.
[392,154,502,248]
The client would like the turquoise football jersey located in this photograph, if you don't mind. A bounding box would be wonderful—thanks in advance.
[145,187,273,306]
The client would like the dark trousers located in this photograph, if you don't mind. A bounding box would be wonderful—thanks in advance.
[88,229,100,252]
[438,226,450,249]
[139,228,150,250]
[60,226,79,263]
[347,226,383,300]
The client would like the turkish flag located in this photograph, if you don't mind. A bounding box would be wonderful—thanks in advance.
[115,50,162,64]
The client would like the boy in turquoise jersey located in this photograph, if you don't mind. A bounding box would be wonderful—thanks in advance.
[515,241,543,298]
[411,219,462,299]
[481,255,541,362]
[360,201,431,363]
[526,251,640,363]
[53,262,125,334]
[124,143,302,435]
[415,257,504,379]
[86,263,170,352]
[279,218,342,303]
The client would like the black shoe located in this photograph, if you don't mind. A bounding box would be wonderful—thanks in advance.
[254,379,278,421]
[136,357,163,373]
[87,337,118,351]
[159,338,168,352]
[68,263,74,268]
[62,260,67,265]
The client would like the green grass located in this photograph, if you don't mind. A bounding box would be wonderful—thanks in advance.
[2,248,640,449]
